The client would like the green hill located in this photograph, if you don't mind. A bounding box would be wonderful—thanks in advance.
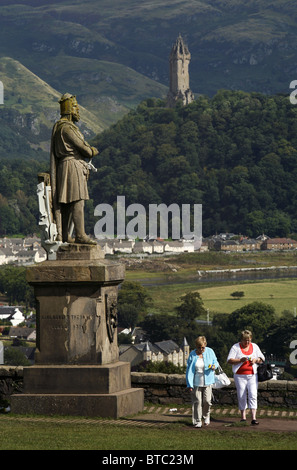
[0,0,297,101]
[0,55,167,160]
[1,88,297,238]
[0,57,104,158]
[88,91,297,238]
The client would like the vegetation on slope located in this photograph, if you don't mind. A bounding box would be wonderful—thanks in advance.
[1,90,297,237]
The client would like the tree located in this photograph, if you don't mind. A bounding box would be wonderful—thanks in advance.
[230,291,245,300]
[261,311,297,358]
[0,266,34,308]
[117,303,139,329]
[117,281,152,324]
[227,302,275,344]
[140,314,180,343]
[175,291,206,323]
[4,347,31,366]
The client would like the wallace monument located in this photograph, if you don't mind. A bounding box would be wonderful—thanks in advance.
[10,94,144,418]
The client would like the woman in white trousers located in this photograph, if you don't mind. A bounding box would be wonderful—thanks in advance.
[227,330,265,425]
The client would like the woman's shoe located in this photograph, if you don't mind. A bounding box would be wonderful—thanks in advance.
[251,420,259,425]
[194,422,202,428]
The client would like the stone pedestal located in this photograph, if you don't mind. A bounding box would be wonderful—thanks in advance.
[11,245,144,418]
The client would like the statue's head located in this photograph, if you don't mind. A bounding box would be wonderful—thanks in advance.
[59,93,80,122]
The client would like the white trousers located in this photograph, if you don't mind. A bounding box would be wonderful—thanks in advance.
[191,386,212,424]
[234,374,258,410]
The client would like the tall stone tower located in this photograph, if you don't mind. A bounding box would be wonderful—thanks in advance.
[167,35,194,108]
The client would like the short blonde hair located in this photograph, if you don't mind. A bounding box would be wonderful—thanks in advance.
[195,336,207,348]
[241,330,252,341]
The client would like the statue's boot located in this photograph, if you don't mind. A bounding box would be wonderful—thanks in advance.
[73,200,96,245]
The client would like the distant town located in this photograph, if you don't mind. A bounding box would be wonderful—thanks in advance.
[0,232,295,373]
[1,233,297,266]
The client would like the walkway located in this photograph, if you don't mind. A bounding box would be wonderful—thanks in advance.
[1,405,297,431]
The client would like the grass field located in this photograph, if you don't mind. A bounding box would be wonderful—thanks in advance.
[142,278,297,318]
[1,417,297,450]
[197,279,297,316]
[123,251,297,317]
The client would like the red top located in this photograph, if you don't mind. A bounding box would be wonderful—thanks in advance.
[236,343,254,375]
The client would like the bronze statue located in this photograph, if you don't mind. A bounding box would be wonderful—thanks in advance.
[50,93,98,244]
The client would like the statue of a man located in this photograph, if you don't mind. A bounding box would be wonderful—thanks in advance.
[50,93,98,244]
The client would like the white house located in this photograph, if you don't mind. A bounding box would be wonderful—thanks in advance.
[0,249,6,265]
[0,306,25,326]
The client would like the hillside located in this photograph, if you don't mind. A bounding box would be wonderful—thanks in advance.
[0,57,104,158]
[2,89,296,238]
[1,0,297,159]
[88,91,297,238]
[0,0,297,104]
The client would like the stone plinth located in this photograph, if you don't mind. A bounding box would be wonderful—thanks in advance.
[11,389,144,419]
[26,245,123,365]
[22,363,132,394]
[10,244,144,418]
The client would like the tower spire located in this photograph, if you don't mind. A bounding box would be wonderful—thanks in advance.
[167,35,194,107]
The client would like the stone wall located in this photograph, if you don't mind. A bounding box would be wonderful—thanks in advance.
[0,366,23,407]
[131,372,297,408]
[1,367,297,410]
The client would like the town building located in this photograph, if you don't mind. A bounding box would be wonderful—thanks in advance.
[119,337,190,368]
[261,238,297,250]
[0,237,46,265]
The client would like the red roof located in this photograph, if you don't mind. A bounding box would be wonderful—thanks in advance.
[266,238,297,244]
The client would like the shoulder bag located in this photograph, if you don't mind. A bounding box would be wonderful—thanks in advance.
[212,364,231,389]
[257,363,273,382]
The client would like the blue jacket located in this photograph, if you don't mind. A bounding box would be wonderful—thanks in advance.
[186,347,219,388]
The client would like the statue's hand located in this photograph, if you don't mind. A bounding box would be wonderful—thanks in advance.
[91,147,99,156]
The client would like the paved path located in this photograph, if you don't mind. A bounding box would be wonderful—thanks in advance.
[1,406,297,431]
[137,406,297,432]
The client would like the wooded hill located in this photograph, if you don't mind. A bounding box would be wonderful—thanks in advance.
[1,89,297,238]
[90,90,297,238]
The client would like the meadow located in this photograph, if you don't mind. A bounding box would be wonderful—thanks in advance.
[143,279,297,318]
[125,251,297,318]
[1,416,297,451]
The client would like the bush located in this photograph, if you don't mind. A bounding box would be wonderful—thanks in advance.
[132,360,186,374]
[4,346,31,366]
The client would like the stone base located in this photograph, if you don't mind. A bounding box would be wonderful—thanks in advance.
[11,388,144,419]
[56,243,105,260]
[22,362,132,394]
[10,362,144,419]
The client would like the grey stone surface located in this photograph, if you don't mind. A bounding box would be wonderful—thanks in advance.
[10,249,143,418]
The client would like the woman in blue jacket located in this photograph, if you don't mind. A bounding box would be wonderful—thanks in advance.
[186,336,219,427]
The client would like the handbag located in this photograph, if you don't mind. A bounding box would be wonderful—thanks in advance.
[212,364,231,389]
[257,363,273,382]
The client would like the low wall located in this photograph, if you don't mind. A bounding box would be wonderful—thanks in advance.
[131,372,297,408]
[1,367,297,410]
[0,366,23,407]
